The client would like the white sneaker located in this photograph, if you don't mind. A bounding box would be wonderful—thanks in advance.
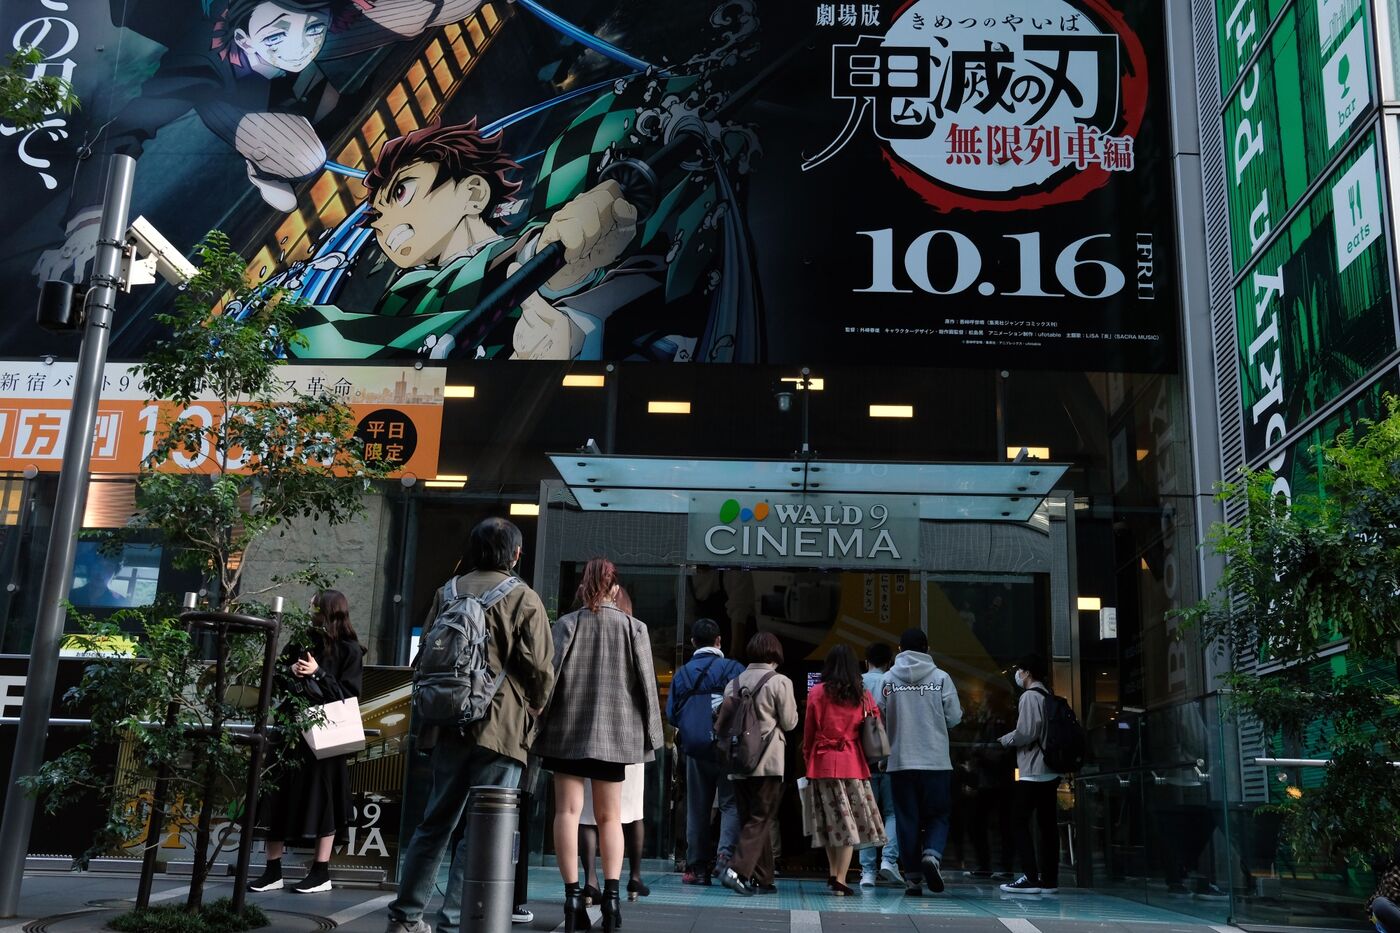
[879,861,905,885]
[860,871,876,887]
[512,906,534,923]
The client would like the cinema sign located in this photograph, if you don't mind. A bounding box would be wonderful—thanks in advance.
[687,494,921,569]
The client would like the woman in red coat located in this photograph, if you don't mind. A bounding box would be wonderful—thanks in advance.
[804,644,888,895]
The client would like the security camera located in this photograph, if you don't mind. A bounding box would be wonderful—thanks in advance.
[123,216,197,289]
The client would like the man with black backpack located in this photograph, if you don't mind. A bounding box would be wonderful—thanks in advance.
[386,518,555,933]
[999,652,1083,895]
[667,618,746,885]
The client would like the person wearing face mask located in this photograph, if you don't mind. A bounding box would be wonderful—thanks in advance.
[999,654,1061,895]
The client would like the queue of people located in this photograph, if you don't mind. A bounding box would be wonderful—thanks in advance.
[246,519,1068,931]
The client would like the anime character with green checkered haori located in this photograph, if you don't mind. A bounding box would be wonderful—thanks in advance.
[285,63,762,362]
[300,120,636,360]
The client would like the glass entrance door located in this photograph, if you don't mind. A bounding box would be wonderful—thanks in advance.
[925,574,1050,879]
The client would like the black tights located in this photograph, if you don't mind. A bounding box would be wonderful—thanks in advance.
[579,820,645,888]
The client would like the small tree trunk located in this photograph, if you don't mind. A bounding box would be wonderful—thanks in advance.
[187,748,219,911]
[189,622,229,912]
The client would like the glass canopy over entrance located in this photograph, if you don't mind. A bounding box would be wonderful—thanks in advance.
[547,454,1070,522]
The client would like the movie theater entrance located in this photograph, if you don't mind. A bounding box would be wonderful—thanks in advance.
[527,454,1079,880]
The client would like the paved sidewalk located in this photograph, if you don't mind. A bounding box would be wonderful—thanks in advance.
[5,870,1242,933]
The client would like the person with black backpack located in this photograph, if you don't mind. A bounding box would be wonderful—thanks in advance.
[666,618,746,885]
[385,518,556,933]
[999,653,1071,895]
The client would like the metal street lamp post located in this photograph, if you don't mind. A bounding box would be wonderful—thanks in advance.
[0,154,135,917]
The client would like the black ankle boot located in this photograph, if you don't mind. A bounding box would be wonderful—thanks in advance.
[564,883,591,932]
[602,879,622,931]
[293,860,331,894]
[247,858,282,892]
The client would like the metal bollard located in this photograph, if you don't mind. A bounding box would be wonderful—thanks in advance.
[458,785,520,932]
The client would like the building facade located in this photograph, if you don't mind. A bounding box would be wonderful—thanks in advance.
[0,0,1392,925]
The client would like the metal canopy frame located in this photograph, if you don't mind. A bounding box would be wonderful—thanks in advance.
[547,453,1070,522]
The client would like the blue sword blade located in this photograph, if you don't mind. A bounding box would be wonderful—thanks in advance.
[514,0,660,73]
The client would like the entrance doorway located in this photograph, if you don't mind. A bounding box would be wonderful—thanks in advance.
[545,560,1056,879]
[530,455,1076,880]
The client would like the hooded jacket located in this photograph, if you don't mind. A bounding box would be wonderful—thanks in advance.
[877,650,962,772]
[999,681,1057,779]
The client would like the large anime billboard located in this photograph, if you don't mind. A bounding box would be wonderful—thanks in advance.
[1,0,1177,370]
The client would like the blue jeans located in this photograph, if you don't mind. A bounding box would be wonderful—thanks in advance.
[890,769,952,874]
[1375,896,1400,933]
[859,770,900,873]
[685,755,740,870]
[389,732,522,933]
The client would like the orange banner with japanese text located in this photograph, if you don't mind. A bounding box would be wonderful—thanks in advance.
[0,362,444,478]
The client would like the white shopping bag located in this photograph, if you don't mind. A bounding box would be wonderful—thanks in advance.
[303,697,366,760]
[797,777,815,837]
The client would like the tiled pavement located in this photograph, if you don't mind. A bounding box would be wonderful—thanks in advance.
[2,870,1242,932]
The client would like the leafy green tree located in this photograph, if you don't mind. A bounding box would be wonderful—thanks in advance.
[1,46,78,130]
[1182,396,1400,869]
[25,232,388,919]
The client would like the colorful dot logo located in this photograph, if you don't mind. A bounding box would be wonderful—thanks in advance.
[719,498,769,523]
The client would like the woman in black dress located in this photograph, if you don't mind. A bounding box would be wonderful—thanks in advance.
[248,589,364,895]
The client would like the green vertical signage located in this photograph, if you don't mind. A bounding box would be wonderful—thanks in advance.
[1217,0,1290,94]
[1275,372,1396,500]
[1221,0,1373,272]
[1234,130,1394,465]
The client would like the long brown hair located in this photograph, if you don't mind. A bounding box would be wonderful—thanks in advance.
[313,589,357,643]
[821,644,863,706]
[576,558,619,612]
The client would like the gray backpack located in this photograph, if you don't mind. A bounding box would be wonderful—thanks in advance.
[412,575,521,730]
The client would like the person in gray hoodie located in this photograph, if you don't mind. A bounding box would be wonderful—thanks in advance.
[998,653,1061,895]
[877,628,962,896]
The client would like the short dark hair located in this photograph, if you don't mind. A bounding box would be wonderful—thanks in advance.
[218,0,335,32]
[363,119,522,229]
[746,631,783,665]
[1016,653,1049,682]
[211,0,338,66]
[865,642,893,669]
[691,618,722,647]
[899,628,928,653]
[467,518,522,573]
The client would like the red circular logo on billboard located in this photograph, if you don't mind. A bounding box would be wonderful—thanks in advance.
[808,0,1150,213]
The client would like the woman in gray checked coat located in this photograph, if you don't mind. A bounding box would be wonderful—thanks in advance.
[535,558,663,932]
